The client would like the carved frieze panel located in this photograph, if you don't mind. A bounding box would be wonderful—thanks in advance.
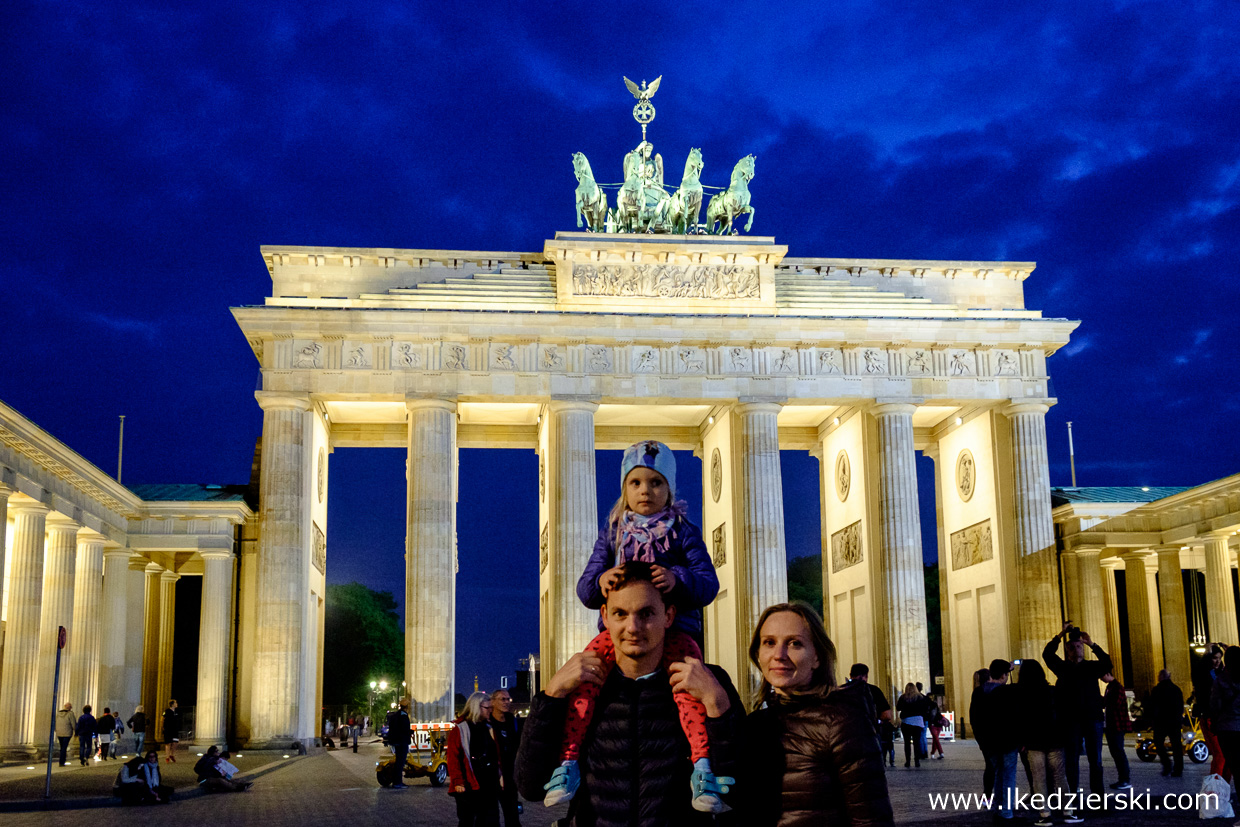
[541,345,566,371]
[956,449,976,502]
[539,524,549,574]
[490,343,518,371]
[831,520,863,573]
[312,523,326,575]
[586,346,612,373]
[905,348,931,376]
[950,519,992,571]
[768,347,797,374]
[570,263,760,300]
[862,348,887,375]
[443,343,470,371]
[676,347,705,374]
[292,340,323,369]
[712,523,727,568]
[993,350,1019,376]
[725,347,753,374]
[710,448,722,503]
[343,342,373,369]
[632,347,660,373]
[816,348,842,374]
[392,341,425,368]
[949,350,975,376]
[835,451,850,502]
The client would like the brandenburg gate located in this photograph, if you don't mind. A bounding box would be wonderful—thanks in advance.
[232,230,1077,739]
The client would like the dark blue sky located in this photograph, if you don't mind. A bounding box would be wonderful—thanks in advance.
[3,2,1238,694]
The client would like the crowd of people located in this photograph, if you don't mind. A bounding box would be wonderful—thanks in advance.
[52,701,164,767]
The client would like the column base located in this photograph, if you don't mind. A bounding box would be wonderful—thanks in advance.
[0,746,42,762]
[241,737,322,755]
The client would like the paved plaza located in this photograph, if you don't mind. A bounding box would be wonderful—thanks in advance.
[0,737,1222,826]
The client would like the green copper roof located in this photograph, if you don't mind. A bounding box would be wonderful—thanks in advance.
[1051,486,1189,507]
[127,483,249,503]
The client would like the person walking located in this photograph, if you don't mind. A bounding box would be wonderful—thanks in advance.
[161,700,180,762]
[896,683,929,768]
[1017,660,1072,827]
[127,705,147,757]
[56,702,75,766]
[75,704,97,766]
[1148,669,1186,777]
[1193,643,1228,781]
[489,689,523,827]
[97,708,116,760]
[927,700,946,760]
[1043,622,1112,798]
[1209,647,1240,800]
[1101,671,1132,789]
[970,660,1019,819]
[449,692,502,827]
[385,698,413,790]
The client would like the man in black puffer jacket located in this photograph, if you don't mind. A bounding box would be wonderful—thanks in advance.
[517,562,743,827]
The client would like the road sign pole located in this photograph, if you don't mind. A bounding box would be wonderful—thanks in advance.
[44,625,66,799]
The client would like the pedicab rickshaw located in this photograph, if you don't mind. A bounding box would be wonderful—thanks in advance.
[376,721,451,787]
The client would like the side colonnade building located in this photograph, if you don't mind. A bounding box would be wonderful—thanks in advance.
[0,400,251,759]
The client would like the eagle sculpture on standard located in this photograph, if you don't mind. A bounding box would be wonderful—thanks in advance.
[624,75,662,101]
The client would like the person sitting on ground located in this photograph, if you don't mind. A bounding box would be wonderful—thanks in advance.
[194,745,251,792]
[566,441,724,813]
[115,755,150,805]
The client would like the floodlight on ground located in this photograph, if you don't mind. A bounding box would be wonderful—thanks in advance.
[283,754,290,759]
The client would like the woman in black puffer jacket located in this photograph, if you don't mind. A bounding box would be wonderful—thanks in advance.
[742,602,894,827]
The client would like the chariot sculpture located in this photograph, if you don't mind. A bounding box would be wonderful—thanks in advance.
[571,76,757,235]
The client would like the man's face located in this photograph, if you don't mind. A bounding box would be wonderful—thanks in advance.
[603,580,673,661]
[492,692,512,717]
[1066,640,1085,662]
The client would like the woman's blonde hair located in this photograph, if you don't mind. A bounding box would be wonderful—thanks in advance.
[134,704,144,714]
[902,682,919,701]
[747,602,837,710]
[462,691,489,724]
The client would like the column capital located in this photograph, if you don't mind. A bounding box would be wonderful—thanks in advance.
[405,396,457,414]
[45,513,81,534]
[922,443,941,462]
[546,398,599,414]
[734,399,783,416]
[871,401,917,418]
[1005,401,1051,417]
[145,561,164,575]
[75,530,108,548]
[1205,529,1237,541]
[103,547,135,561]
[159,569,181,584]
[254,391,312,412]
[0,483,12,501]
[8,499,51,517]
[1075,546,1104,559]
[199,549,235,561]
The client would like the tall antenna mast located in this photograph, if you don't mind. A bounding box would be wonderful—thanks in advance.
[117,415,126,484]
[1066,421,1077,487]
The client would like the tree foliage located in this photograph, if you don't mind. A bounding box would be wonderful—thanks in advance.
[323,582,404,706]
[786,554,823,616]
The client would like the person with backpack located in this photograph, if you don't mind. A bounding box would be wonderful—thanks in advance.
[927,697,946,760]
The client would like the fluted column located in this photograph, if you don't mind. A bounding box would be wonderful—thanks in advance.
[1007,402,1059,658]
[251,392,312,744]
[735,402,789,644]
[196,551,235,744]
[0,486,10,632]
[98,549,133,712]
[0,502,50,756]
[1123,552,1157,695]
[1146,565,1163,671]
[872,403,929,694]
[406,398,458,722]
[545,399,598,671]
[36,516,79,747]
[1157,546,1191,684]
[1077,549,1110,653]
[66,533,105,710]
[1101,559,1125,683]
[1205,533,1239,645]
[140,562,162,719]
[156,570,179,715]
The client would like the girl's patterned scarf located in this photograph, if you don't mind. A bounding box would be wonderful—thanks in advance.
[615,500,687,565]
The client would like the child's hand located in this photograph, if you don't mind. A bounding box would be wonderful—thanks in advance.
[598,566,624,597]
[651,565,677,593]
[668,657,730,717]
[545,652,606,699]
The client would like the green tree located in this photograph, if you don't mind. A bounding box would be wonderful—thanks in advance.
[786,554,824,616]
[323,582,404,706]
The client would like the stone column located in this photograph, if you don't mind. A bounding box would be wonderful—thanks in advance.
[1146,565,1163,671]
[1157,546,1191,684]
[140,562,162,719]
[1101,558,1125,685]
[1205,533,1239,644]
[98,549,133,712]
[735,402,789,647]
[156,570,179,714]
[66,533,105,711]
[1123,552,1157,695]
[196,551,235,744]
[0,501,50,756]
[406,398,458,722]
[251,392,312,744]
[1077,549,1110,653]
[36,516,79,746]
[1007,402,1059,658]
[1061,552,1082,628]
[872,403,929,694]
[546,400,598,670]
[0,485,10,634]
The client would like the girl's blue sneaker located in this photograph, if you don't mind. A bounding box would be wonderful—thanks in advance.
[543,759,580,807]
[690,757,734,814]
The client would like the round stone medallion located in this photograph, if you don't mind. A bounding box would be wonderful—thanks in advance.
[710,448,722,503]
[835,450,850,502]
[317,447,326,503]
[956,449,976,502]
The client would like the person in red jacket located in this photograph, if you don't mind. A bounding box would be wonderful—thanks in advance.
[447,692,501,827]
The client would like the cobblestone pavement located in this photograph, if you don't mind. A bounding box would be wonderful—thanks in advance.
[0,738,1226,825]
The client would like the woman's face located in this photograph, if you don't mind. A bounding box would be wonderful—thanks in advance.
[757,611,820,696]
[146,753,158,764]
[625,467,670,516]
